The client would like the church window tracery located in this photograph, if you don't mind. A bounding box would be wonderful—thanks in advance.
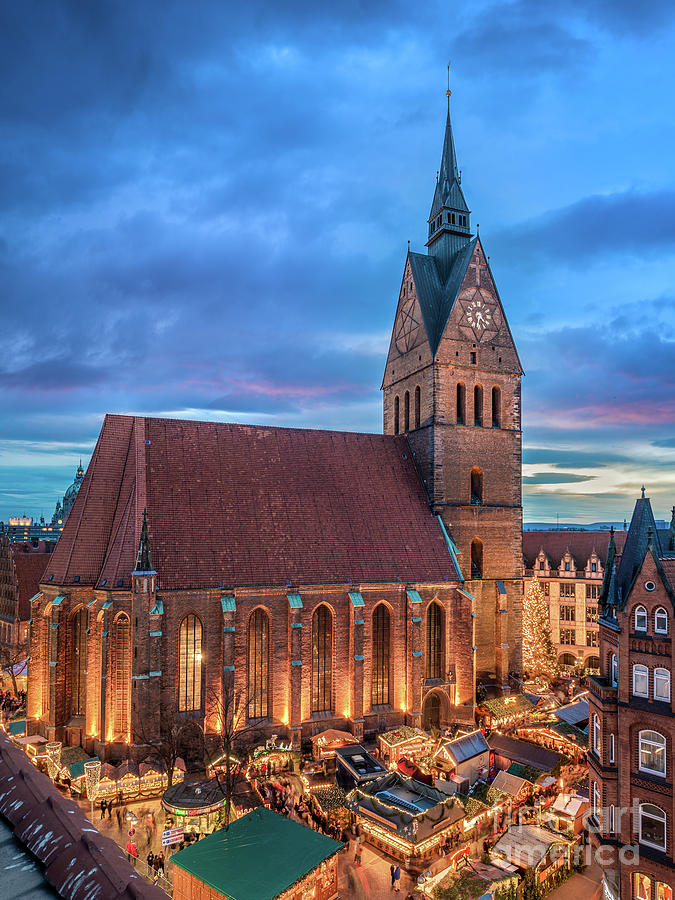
[248,608,269,719]
[371,604,390,706]
[414,386,421,428]
[70,607,87,717]
[178,614,202,712]
[425,601,444,681]
[113,613,131,737]
[312,605,332,713]
[404,391,410,432]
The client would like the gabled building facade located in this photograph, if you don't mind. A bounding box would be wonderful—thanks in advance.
[588,493,675,900]
[523,530,629,674]
[382,95,524,683]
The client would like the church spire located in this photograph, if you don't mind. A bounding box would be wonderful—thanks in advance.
[134,508,154,573]
[426,67,472,282]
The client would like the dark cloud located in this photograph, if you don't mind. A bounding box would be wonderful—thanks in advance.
[652,438,675,449]
[523,448,632,468]
[495,190,675,268]
[523,473,596,484]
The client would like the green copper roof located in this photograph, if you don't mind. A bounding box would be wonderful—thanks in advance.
[287,593,303,608]
[221,595,236,612]
[171,806,343,900]
[348,591,364,607]
[429,108,469,220]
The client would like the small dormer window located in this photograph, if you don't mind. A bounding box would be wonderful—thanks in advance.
[539,561,545,570]
[635,605,648,632]
[592,563,597,572]
[565,562,570,571]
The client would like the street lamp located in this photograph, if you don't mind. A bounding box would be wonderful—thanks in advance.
[84,759,101,822]
[45,741,62,781]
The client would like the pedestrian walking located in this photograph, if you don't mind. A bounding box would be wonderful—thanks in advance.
[390,864,396,888]
[394,865,401,892]
[130,841,138,867]
[100,799,106,819]
[107,798,113,818]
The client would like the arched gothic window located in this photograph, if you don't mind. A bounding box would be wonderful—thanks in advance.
[456,383,465,425]
[425,601,444,681]
[70,607,87,717]
[634,605,647,631]
[471,538,483,579]
[113,613,131,737]
[470,467,483,505]
[404,391,410,432]
[491,386,501,428]
[655,607,668,634]
[371,604,390,706]
[312,605,332,713]
[414,386,421,429]
[394,396,400,434]
[248,609,269,719]
[178,614,202,712]
[474,385,483,427]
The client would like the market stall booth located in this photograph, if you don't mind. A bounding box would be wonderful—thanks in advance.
[171,807,343,900]
[247,735,297,779]
[335,744,387,791]
[491,823,575,890]
[546,792,589,836]
[429,730,489,786]
[311,729,359,760]
[346,772,464,869]
[477,694,536,730]
[377,726,430,765]
[162,778,229,835]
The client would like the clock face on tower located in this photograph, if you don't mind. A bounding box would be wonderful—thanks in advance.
[395,294,422,353]
[459,288,498,341]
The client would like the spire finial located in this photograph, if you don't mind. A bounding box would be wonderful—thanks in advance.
[134,507,154,573]
[641,485,646,499]
[446,60,451,110]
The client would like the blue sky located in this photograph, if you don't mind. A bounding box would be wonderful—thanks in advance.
[1,0,674,525]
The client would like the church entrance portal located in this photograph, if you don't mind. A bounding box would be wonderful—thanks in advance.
[423,692,442,731]
[177,722,205,773]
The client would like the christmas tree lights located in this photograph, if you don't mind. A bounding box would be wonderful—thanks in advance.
[522,577,559,681]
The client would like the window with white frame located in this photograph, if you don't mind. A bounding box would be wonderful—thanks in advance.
[634,605,648,631]
[655,607,668,634]
[608,804,615,835]
[639,730,666,776]
[592,713,601,756]
[633,664,649,697]
[611,653,618,687]
[591,780,601,825]
[654,667,670,702]
[639,802,666,851]
[609,733,615,764]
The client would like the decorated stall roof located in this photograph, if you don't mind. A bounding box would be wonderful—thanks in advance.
[492,823,574,871]
[491,770,529,799]
[444,730,489,764]
[379,725,428,746]
[553,699,590,728]
[480,694,535,720]
[171,806,343,900]
[488,734,561,772]
[346,772,464,844]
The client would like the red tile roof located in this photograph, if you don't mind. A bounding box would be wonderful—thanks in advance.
[523,530,627,570]
[45,415,461,590]
[12,550,50,620]
[0,731,165,900]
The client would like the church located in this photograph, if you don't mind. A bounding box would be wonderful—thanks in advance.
[27,94,523,761]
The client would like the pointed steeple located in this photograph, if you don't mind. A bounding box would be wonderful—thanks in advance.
[134,509,154,573]
[426,72,472,283]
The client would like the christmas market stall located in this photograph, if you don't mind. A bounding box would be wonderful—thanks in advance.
[11,733,48,762]
[57,746,99,794]
[417,860,519,900]
[335,744,387,791]
[477,694,536,730]
[345,772,464,868]
[248,735,297,778]
[171,807,343,900]
[162,778,228,835]
[546,792,589,836]
[377,726,430,765]
[491,823,574,889]
[428,730,490,786]
[488,734,561,778]
[311,729,359,760]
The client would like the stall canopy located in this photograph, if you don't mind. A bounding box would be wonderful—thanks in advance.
[171,806,343,900]
[490,770,528,799]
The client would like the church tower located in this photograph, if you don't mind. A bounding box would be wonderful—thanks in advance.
[382,85,523,682]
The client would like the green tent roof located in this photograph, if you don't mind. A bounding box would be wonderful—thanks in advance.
[171,806,343,900]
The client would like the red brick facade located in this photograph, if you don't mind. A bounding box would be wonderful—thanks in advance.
[382,244,523,682]
[588,500,675,899]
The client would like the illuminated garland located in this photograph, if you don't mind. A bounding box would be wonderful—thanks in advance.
[45,742,62,781]
[84,759,101,802]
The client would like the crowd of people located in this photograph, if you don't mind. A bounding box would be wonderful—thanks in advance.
[256,775,347,844]
[0,688,26,720]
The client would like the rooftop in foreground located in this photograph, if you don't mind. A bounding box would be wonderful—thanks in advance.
[171,806,343,900]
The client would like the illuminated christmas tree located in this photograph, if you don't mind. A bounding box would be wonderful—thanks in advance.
[522,576,558,680]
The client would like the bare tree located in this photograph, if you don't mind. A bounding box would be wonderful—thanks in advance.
[207,681,265,828]
[133,712,184,788]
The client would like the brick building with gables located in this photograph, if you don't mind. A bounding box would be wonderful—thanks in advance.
[26,93,523,762]
[588,492,675,900]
